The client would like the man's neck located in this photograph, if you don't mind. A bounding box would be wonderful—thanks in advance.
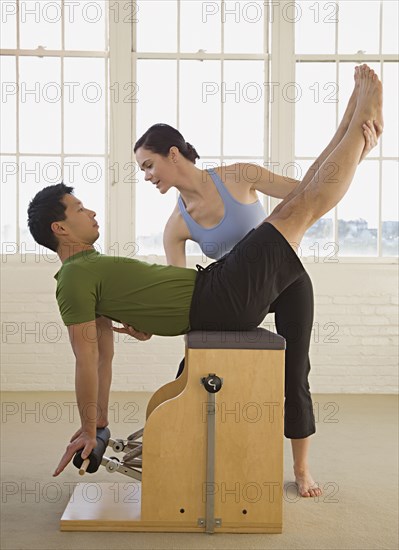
[58,243,96,264]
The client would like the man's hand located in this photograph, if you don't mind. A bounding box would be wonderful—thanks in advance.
[69,421,109,444]
[360,119,383,163]
[53,430,97,477]
[112,323,153,341]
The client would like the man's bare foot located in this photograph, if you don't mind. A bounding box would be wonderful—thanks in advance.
[294,467,322,498]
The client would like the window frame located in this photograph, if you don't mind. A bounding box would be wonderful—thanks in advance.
[271,0,398,262]
[0,0,110,254]
[1,0,397,263]
[124,0,397,263]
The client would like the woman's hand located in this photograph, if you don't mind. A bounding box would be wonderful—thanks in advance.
[359,119,383,163]
[112,323,153,341]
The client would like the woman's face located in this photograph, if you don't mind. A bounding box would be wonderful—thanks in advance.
[135,147,175,194]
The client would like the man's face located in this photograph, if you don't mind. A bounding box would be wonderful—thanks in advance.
[57,194,99,245]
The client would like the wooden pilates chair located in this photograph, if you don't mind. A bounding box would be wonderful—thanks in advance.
[61,328,285,533]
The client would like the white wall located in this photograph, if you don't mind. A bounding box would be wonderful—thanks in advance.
[1,254,398,393]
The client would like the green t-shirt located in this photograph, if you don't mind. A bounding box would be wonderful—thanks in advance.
[54,249,198,336]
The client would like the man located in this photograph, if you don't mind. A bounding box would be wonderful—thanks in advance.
[27,65,382,488]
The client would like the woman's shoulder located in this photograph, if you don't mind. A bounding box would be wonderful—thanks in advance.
[212,162,258,186]
[212,162,258,200]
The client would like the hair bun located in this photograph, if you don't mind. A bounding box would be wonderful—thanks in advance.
[185,142,200,162]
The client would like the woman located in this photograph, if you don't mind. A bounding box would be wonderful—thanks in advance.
[119,65,381,497]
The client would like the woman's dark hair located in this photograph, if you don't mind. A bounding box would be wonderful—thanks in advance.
[134,123,200,164]
[27,183,74,252]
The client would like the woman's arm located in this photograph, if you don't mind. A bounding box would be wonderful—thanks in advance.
[236,119,380,211]
[163,210,187,267]
[236,163,299,199]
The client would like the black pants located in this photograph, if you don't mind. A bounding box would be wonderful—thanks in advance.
[176,270,315,439]
[180,222,316,439]
[268,270,315,438]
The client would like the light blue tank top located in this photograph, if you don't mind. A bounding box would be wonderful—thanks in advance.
[177,168,266,260]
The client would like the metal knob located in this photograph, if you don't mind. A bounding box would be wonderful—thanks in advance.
[202,374,223,393]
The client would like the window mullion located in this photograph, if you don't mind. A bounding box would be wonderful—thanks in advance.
[104,14,109,252]
[60,1,64,187]
[176,0,180,131]
[15,0,20,248]
[378,0,383,257]
[263,2,270,214]
[270,0,295,212]
[334,60,339,253]
[108,0,135,251]
[221,1,224,164]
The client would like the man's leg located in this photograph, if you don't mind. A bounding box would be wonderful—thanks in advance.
[266,66,383,249]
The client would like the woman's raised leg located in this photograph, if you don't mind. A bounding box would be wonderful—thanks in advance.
[266,65,383,249]
[271,64,382,220]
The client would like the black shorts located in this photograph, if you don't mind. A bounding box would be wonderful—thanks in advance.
[189,222,306,331]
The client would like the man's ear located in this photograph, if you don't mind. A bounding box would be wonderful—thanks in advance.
[51,221,67,237]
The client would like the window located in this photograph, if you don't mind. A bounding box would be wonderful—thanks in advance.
[294,0,398,257]
[132,0,398,258]
[133,0,271,255]
[1,1,397,259]
[0,0,109,255]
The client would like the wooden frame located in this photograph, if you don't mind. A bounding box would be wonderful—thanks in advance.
[61,342,284,533]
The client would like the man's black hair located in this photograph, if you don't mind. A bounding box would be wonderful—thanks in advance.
[27,183,74,252]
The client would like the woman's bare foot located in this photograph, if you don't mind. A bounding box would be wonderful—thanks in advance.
[342,64,364,126]
[342,64,371,124]
[334,64,381,162]
[352,65,383,130]
[352,64,383,158]
[291,438,322,498]
[294,467,322,498]
[351,65,382,162]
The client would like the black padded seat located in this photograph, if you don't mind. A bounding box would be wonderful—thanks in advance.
[185,328,286,350]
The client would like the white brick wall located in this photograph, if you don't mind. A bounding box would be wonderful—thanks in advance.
[1,255,398,393]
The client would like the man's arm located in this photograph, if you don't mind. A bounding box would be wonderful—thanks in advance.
[96,316,114,427]
[53,320,101,476]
